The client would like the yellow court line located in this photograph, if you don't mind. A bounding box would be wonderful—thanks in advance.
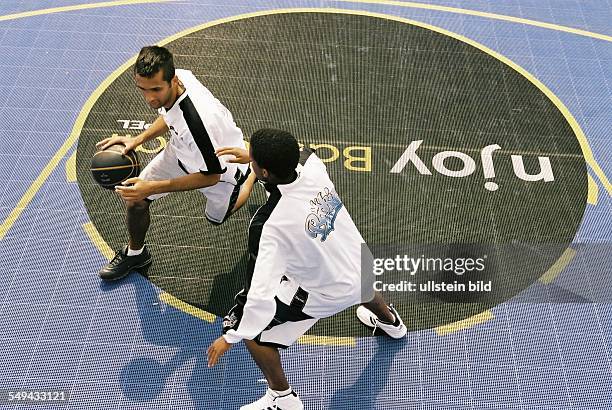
[159,292,217,323]
[66,150,77,182]
[297,335,356,347]
[0,0,175,22]
[539,247,577,285]
[434,310,494,335]
[587,173,599,205]
[334,0,612,43]
[82,221,115,260]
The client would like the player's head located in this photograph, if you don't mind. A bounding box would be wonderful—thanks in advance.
[134,46,178,110]
[249,128,300,183]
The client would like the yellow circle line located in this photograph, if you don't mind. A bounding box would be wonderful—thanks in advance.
[59,8,600,341]
[334,0,612,43]
[158,292,217,323]
[0,0,176,22]
[539,247,577,285]
[435,310,494,336]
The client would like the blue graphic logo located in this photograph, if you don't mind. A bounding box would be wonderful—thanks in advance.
[305,187,343,242]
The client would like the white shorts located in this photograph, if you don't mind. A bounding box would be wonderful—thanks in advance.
[139,145,248,224]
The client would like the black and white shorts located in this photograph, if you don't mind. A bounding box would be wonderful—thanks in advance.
[139,144,249,224]
[224,277,319,349]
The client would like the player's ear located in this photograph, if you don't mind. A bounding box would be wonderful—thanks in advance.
[262,169,269,179]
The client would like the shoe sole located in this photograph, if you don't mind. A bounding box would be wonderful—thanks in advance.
[99,258,152,281]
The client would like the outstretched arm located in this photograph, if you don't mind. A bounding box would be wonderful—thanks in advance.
[115,172,220,201]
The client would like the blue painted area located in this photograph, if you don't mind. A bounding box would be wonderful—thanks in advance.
[0,0,610,408]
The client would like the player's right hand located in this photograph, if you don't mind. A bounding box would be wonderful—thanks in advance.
[96,135,138,154]
[215,147,251,164]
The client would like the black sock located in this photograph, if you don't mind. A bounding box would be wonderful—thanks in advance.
[379,309,399,326]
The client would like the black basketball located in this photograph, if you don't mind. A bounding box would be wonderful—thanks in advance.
[90,144,140,189]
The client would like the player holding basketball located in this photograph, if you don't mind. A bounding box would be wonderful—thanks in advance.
[96,45,255,280]
[207,129,406,410]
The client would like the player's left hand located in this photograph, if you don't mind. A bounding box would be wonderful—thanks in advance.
[215,147,251,164]
[207,336,232,367]
[115,178,155,201]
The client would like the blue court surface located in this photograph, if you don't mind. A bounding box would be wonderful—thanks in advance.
[0,0,611,409]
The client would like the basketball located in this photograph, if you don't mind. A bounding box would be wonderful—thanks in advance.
[90,144,140,189]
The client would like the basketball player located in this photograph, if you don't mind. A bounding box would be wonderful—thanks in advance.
[207,129,406,410]
[96,46,255,280]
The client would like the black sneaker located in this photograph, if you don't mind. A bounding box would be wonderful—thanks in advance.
[98,246,152,281]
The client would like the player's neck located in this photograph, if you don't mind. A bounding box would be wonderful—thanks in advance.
[164,84,185,109]
[272,171,298,185]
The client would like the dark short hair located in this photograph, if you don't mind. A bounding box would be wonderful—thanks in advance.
[134,46,175,83]
[250,129,300,179]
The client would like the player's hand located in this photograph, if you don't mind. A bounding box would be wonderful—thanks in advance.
[207,336,232,367]
[115,178,155,201]
[215,147,251,164]
[96,135,139,154]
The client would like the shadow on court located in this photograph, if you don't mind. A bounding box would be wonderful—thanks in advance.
[328,337,407,409]
[98,272,260,408]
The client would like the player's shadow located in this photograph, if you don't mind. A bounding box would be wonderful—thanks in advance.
[99,272,254,408]
[328,337,407,409]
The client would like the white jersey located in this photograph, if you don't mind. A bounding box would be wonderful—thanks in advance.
[157,69,248,182]
[223,150,367,344]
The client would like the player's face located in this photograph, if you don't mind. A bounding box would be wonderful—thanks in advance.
[135,70,176,110]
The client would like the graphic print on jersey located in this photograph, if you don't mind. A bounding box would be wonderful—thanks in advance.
[305,187,343,242]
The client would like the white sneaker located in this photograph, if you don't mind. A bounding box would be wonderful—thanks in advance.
[240,388,304,410]
[356,304,407,339]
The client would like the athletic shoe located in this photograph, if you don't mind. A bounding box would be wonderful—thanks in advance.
[240,388,303,410]
[356,304,407,339]
[98,246,152,281]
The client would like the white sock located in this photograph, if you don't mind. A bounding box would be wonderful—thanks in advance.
[272,387,292,397]
[127,246,144,256]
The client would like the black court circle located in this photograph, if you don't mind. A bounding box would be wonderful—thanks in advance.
[76,11,587,336]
